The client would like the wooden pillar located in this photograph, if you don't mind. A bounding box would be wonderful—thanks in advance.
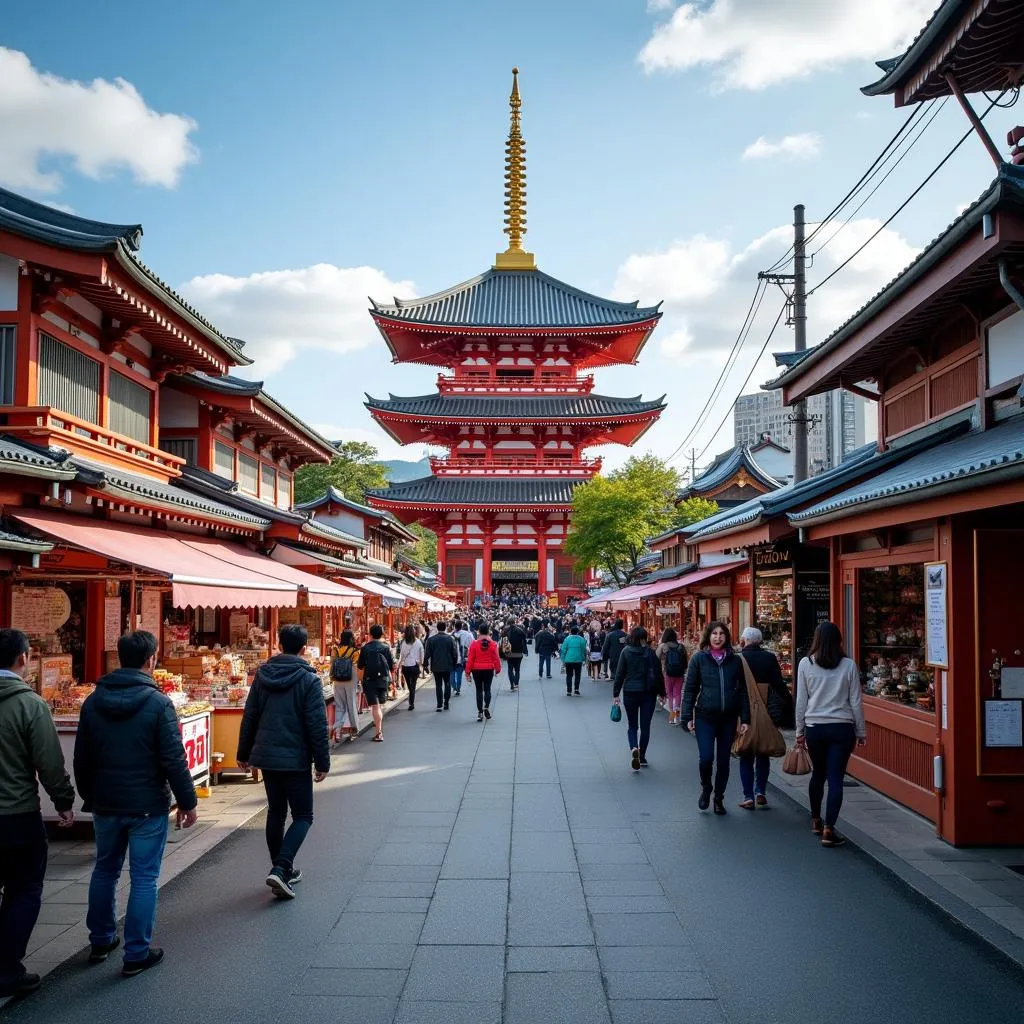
[536,520,547,599]
[482,518,493,597]
[85,580,105,683]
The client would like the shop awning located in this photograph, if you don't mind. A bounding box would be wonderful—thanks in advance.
[633,560,747,599]
[11,508,296,609]
[385,582,431,606]
[342,576,407,608]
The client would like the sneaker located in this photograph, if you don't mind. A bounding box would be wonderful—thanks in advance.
[484,708,492,720]
[436,707,444,712]
[811,816,825,836]
[477,712,484,722]
[698,786,712,811]
[738,798,755,810]
[713,798,727,815]
[0,972,40,997]
[444,702,449,710]
[755,794,768,808]
[88,937,121,964]
[821,827,847,848]
[574,690,581,696]
[639,758,649,768]
[631,747,641,772]
[265,868,296,900]
[288,868,303,884]
[121,949,164,978]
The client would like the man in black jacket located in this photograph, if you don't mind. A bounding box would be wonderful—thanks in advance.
[504,621,527,690]
[75,631,197,977]
[357,624,395,741]
[601,619,628,680]
[237,624,330,900]
[424,621,459,711]
[534,626,557,679]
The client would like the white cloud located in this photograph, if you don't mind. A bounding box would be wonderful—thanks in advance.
[0,48,198,193]
[646,0,675,10]
[639,0,937,90]
[741,133,821,161]
[181,263,417,376]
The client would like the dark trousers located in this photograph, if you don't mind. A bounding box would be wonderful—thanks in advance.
[472,670,494,712]
[402,665,420,707]
[565,662,582,694]
[806,723,856,827]
[433,671,451,708]
[263,770,314,872]
[0,812,47,987]
[623,691,657,756]
[507,657,522,687]
[694,714,738,797]
[739,754,771,799]
[538,653,552,677]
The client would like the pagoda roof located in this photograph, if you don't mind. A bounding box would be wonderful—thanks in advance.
[295,486,418,541]
[370,268,662,330]
[862,0,1024,104]
[0,186,251,368]
[365,392,665,421]
[686,445,781,497]
[365,475,581,509]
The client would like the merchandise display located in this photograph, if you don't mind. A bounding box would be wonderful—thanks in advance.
[755,572,793,681]
[858,564,934,712]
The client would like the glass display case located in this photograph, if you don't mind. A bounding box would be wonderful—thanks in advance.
[755,571,793,681]
[858,563,934,712]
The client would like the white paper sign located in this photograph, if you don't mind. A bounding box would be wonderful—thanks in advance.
[984,700,1023,748]
[925,562,948,668]
[103,597,121,652]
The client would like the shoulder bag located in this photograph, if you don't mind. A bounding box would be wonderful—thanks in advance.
[731,656,787,758]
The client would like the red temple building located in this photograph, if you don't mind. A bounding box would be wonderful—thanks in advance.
[365,70,664,603]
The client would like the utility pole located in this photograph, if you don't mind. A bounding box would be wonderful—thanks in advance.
[792,204,809,483]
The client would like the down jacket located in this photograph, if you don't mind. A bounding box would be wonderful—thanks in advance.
[613,644,665,698]
[681,649,751,725]
[466,636,502,674]
[236,655,330,774]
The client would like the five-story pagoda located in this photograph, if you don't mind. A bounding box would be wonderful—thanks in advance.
[365,70,664,603]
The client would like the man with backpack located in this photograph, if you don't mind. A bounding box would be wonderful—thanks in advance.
[356,624,395,741]
[330,629,359,742]
[502,620,527,691]
[423,620,459,712]
[452,620,474,697]
[601,619,628,680]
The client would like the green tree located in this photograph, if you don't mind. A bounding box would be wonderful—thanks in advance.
[673,496,720,530]
[565,454,683,586]
[399,523,438,571]
[293,441,390,505]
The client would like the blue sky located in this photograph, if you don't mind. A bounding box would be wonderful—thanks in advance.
[1,0,1002,472]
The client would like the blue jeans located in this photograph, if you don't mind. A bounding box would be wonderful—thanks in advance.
[739,754,771,800]
[623,691,657,757]
[693,715,738,798]
[263,770,314,873]
[806,723,856,827]
[538,653,552,677]
[0,812,47,987]
[452,663,464,693]
[507,657,522,687]
[87,813,169,962]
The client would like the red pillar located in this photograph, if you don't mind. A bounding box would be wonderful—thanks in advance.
[437,531,447,590]
[536,520,547,600]
[482,519,493,598]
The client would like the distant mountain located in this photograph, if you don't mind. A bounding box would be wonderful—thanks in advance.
[378,457,430,482]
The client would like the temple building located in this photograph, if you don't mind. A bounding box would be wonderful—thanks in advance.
[365,70,664,603]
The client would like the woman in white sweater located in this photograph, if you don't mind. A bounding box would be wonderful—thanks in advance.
[795,622,866,848]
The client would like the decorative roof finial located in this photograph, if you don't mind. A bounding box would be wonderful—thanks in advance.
[494,67,536,271]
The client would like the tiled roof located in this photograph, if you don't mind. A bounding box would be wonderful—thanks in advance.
[365,475,582,507]
[689,424,969,542]
[277,542,372,574]
[687,445,780,494]
[0,528,53,554]
[0,435,77,479]
[178,464,307,524]
[638,562,698,584]
[790,416,1024,524]
[301,518,369,550]
[370,269,662,328]
[296,487,418,541]
[366,393,666,420]
[71,457,271,529]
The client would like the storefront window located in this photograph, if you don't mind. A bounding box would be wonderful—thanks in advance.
[858,564,934,712]
[755,571,792,680]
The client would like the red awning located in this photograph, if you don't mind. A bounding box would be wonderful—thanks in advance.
[633,561,747,600]
[328,576,407,608]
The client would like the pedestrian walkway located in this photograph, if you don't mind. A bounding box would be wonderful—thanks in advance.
[5,658,1024,1024]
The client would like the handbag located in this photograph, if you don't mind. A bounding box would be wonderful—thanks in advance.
[731,657,787,758]
[782,744,813,775]
[610,703,622,723]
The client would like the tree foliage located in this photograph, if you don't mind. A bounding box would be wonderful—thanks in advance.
[673,496,720,529]
[293,441,390,506]
[399,523,438,571]
[565,454,690,587]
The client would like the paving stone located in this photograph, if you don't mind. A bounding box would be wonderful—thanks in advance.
[579,863,659,882]
[395,1000,502,1024]
[395,812,458,828]
[508,946,601,972]
[372,842,448,866]
[294,968,407,997]
[356,881,438,899]
[509,872,592,946]
[41,882,91,904]
[347,896,433,914]
[328,912,426,945]
[575,843,650,866]
[386,827,454,844]
[603,971,714,1000]
[313,943,417,970]
[592,913,689,947]
[286,996,398,1024]
[599,945,701,972]
[586,896,675,914]
[420,879,508,944]
[609,1001,729,1024]
[511,830,577,872]
[404,945,504,1000]
[571,827,641,845]
[506,971,611,1024]
[583,878,665,898]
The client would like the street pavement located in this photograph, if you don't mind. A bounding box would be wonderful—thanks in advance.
[5,656,1024,1024]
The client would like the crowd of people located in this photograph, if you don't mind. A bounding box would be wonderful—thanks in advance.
[0,597,866,999]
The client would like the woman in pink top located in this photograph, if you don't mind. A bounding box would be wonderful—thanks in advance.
[465,623,502,723]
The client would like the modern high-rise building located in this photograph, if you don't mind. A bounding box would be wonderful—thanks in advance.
[733,387,865,476]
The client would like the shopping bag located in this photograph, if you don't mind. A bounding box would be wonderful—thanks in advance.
[731,658,787,758]
[610,703,622,723]
[782,744,813,776]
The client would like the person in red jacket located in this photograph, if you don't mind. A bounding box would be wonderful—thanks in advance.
[465,623,502,722]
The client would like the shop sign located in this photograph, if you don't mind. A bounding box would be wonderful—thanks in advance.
[492,560,538,573]
[10,587,71,635]
[179,711,211,782]
[924,561,949,668]
[655,606,679,615]
[103,597,121,652]
[141,590,162,638]
[753,547,792,572]
[795,573,831,657]
[736,573,751,586]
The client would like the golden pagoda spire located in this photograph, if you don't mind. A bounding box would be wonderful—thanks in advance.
[494,67,536,271]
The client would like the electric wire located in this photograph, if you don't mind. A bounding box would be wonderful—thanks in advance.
[694,301,789,464]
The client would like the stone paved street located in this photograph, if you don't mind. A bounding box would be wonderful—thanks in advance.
[5,657,1024,1024]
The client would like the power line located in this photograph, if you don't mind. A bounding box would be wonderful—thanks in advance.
[694,301,788,465]
[664,277,767,465]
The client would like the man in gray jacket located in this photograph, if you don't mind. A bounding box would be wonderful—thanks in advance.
[0,628,75,999]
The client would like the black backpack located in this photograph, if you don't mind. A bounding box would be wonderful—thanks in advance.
[330,648,354,682]
[664,644,686,677]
